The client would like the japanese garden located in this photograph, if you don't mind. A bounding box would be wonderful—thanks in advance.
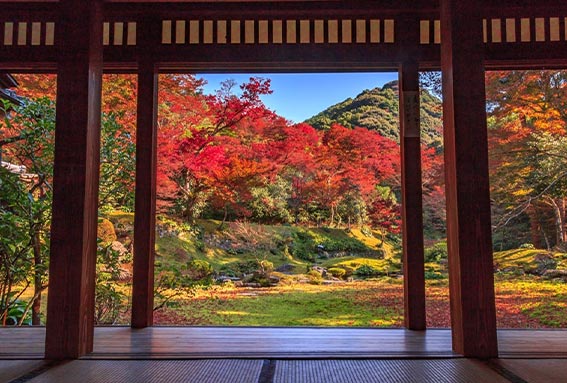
[1,71,566,329]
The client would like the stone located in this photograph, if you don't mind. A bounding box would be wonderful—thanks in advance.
[534,253,558,275]
[117,268,132,282]
[543,269,567,280]
[111,241,129,257]
[275,264,295,273]
[310,266,327,277]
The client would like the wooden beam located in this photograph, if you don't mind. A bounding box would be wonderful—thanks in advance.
[440,0,498,359]
[399,61,426,331]
[131,20,159,329]
[45,0,103,359]
[5,0,567,71]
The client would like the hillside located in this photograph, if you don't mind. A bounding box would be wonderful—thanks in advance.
[105,212,402,279]
[305,80,443,147]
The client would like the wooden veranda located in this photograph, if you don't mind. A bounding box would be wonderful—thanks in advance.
[1,0,567,362]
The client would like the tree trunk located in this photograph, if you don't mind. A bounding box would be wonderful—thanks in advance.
[541,227,551,251]
[527,206,542,248]
[560,198,566,244]
[32,230,43,325]
[329,205,335,227]
[548,197,566,248]
[218,204,228,230]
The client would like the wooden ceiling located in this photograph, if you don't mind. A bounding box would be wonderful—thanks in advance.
[1,0,567,72]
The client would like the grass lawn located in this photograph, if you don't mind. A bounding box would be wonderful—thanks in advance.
[155,280,405,327]
[153,275,567,328]
[11,272,567,329]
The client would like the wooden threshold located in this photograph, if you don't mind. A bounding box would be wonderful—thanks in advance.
[1,327,566,360]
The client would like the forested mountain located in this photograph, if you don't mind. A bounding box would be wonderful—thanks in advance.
[305,80,443,147]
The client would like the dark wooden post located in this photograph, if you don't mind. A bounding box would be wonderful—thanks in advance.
[440,0,498,358]
[399,61,426,331]
[45,0,103,359]
[131,22,159,328]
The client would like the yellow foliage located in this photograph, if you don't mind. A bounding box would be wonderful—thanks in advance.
[97,218,117,244]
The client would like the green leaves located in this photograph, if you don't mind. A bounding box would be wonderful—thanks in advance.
[98,112,136,212]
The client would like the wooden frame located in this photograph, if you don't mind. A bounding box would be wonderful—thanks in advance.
[399,61,426,331]
[2,1,567,71]
[2,0,566,360]
[440,0,498,358]
[44,0,103,360]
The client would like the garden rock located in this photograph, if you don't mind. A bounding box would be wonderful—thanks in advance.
[217,276,241,283]
[543,269,567,281]
[534,253,558,275]
[275,264,294,273]
[117,268,132,282]
[111,241,129,257]
[269,275,281,284]
[310,266,327,276]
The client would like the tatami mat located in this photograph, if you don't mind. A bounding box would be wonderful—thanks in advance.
[0,360,44,383]
[497,359,567,383]
[274,359,510,383]
[6,358,566,383]
[26,360,263,383]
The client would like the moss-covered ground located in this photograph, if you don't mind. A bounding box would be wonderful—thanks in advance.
[14,213,567,329]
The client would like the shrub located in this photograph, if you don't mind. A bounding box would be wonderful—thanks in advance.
[234,260,261,274]
[95,242,127,324]
[218,265,238,277]
[520,243,536,249]
[328,267,346,278]
[258,260,274,274]
[307,269,323,284]
[307,269,322,277]
[153,263,197,311]
[281,245,293,260]
[354,264,382,277]
[424,271,446,280]
[195,240,206,252]
[227,259,274,276]
[97,218,117,244]
[1,297,31,326]
[320,238,367,252]
[290,230,317,262]
[186,260,213,280]
[94,282,125,325]
[425,241,448,262]
[339,265,356,277]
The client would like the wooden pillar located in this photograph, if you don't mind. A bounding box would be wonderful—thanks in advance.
[399,61,426,331]
[131,63,158,328]
[440,0,498,358]
[131,22,159,327]
[45,0,103,359]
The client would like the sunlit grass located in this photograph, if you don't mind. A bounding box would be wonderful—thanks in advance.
[9,274,567,328]
[166,281,404,327]
[493,249,567,270]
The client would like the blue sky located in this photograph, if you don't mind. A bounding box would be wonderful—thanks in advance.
[197,73,398,123]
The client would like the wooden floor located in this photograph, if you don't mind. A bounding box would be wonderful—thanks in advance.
[1,327,566,359]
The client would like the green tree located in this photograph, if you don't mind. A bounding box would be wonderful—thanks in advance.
[1,98,55,325]
[99,112,136,211]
